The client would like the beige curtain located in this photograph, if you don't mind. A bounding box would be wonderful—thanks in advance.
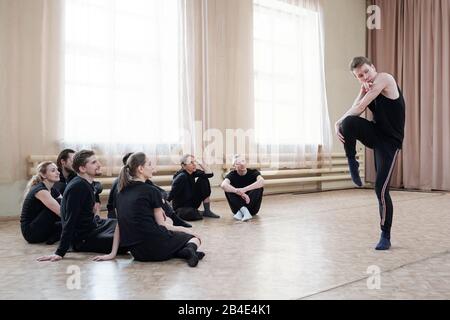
[205,0,332,167]
[0,0,64,183]
[366,0,450,191]
[204,0,255,165]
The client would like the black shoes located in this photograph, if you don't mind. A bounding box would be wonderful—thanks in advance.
[348,158,363,187]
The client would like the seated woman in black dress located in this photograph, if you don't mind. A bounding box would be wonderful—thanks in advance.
[93,152,204,267]
[21,161,62,244]
[106,152,191,227]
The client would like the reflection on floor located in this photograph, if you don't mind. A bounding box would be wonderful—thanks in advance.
[1,189,449,300]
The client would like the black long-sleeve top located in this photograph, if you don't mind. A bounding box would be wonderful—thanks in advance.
[55,176,98,257]
[106,178,119,217]
[54,171,77,196]
[167,169,213,210]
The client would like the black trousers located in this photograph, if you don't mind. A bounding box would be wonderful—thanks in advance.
[341,116,401,235]
[73,218,127,254]
[21,208,61,244]
[192,176,212,209]
[225,188,264,216]
[162,201,191,226]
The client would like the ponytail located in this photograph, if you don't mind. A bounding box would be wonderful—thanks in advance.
[117,152,147,193]
[117,165,132,193]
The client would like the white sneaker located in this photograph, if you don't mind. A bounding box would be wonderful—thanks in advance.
[233,210,243,221]
[241,208,253,222]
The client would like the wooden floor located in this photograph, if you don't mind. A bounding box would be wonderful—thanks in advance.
[1,189,450,300]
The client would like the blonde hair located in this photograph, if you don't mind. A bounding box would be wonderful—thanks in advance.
[24,161,54,198]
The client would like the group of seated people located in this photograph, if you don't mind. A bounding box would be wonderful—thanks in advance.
[21,149,264,267]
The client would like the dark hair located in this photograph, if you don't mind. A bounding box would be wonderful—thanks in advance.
[349,56,373,71]
[72,150,95,173]
[56,149,76,169]
[122,152,134,165]
[118,152,147,192]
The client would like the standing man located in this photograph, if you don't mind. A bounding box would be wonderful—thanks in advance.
[221,155,264,222]
[335,57,405,250]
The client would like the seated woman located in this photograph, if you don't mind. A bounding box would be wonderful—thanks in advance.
[167,154,220,219]
[93,152,204,267]
[220,155,264,222]
[21,161,62,244]
[107,152,191,227]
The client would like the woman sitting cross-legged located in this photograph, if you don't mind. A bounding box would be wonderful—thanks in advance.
[93,152,205,267]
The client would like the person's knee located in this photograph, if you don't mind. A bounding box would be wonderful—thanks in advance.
[253,188,264,197]
[341,116,359,135]
[197,176,211,186]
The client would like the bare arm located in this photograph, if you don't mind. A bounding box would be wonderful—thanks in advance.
[220,178,238,193]
[35,190,60,216]
[242,176,264,193]
[335,74,390,143]
[338,75,390,125]
[220,178,251,205]
[93,224,120,261]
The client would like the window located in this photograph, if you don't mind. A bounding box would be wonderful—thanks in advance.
[64,0,180,145]
[254,0,328,146]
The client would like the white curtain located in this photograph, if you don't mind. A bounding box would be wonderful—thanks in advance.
[61,0,198,170]
[253,0,332,168]
[0,0,64,183]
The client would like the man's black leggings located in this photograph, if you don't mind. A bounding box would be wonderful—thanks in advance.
[192,177,212,209]
[225,188,264,216]
[341,116,400,236]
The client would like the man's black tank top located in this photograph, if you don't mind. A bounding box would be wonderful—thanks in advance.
[368,86,405,149]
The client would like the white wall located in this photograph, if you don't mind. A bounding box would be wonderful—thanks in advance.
[322,0,367,153]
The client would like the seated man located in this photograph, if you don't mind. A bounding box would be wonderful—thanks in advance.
[54,149,77,196]
[55,148,102,215]
[37,150,123,262]
[168,154,220,219]
[220,155,264,222]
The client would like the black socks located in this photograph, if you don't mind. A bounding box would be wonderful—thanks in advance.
[348,158,363,187]
[177,243,200,267]
[375,231,391,250]
[171,214,192,228]
[197,251,206,260]
[202,202,220,218]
